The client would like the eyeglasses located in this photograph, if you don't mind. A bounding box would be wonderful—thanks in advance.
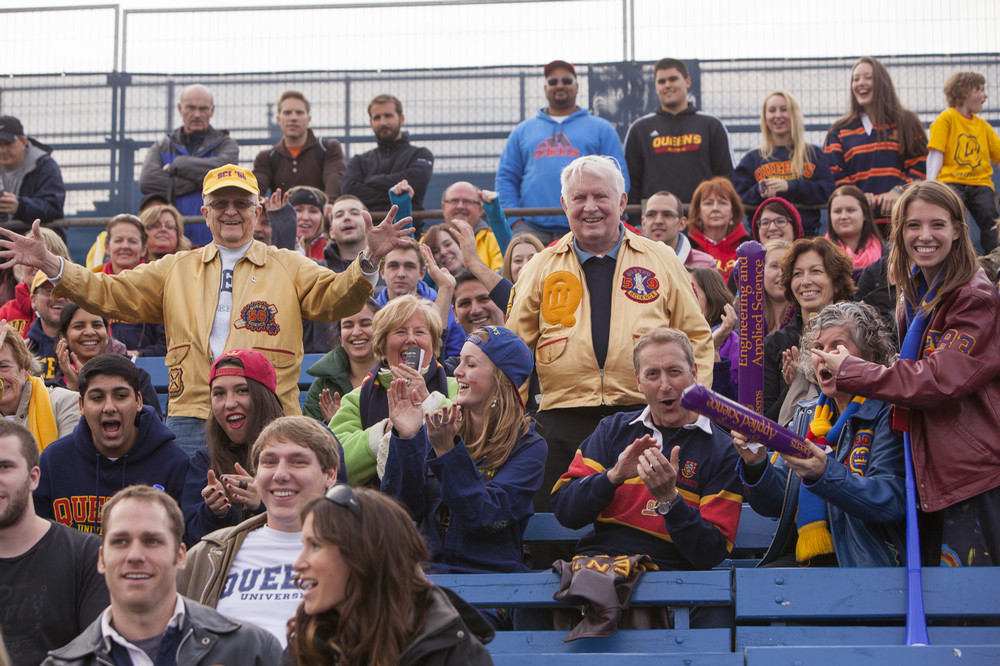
[442,198,480,207]
[206,199,256,212]
[643,211,680,220]
[547,76,576,86]
[758,217,790,229]
[324,484,362,520]
[147,221,178,231]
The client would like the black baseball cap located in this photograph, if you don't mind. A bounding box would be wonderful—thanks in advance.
[0,116,25,143]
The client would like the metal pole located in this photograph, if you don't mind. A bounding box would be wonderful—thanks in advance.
[112,4,120,72]
[629,0,636,62]
[621,0,628,62]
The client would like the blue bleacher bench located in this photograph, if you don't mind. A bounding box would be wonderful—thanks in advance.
[429,569,732,656]
[743,645,1000,665]
[735,567,1000,652]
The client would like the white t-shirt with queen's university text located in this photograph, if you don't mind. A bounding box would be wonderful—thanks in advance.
[214,526,303,647]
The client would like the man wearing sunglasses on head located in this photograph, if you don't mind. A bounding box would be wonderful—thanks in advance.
[497,60,630,245]
[177,416,342,647]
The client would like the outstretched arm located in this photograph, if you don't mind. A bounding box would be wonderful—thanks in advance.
[0,219,63,276]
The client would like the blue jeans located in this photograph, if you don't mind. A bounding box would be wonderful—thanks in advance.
[165,416,207,458]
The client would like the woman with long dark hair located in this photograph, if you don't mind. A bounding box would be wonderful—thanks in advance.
[185,349,285,542]
[303,299,381,423]
[824,56,927,226]
[54,302,162,417]
[286,486,494,665]
[814,181,1000,566]
[689,267,739,399]
[826,185,885,277]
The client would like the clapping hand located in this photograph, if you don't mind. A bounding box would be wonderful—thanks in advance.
[386,377,425,439]
[425,404,461,457]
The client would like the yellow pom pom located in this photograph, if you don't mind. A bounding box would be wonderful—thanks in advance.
[796,520,835,562]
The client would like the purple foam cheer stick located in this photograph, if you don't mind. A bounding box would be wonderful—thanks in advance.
[736,241,766,413]
[680,384,811,458]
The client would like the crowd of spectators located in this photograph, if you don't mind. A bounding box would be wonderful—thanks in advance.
[0,54,999,665]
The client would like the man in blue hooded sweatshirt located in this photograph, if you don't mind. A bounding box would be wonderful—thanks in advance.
[496,60,629,243]
[33,354,191,538]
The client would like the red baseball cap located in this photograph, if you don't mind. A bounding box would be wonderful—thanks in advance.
[544,60,576,77]
[210,349,278,394]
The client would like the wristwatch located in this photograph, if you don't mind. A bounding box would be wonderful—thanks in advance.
[358,249,376,273]
[654,493,683,516]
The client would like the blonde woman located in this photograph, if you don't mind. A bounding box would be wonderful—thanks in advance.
[735,90,834,236]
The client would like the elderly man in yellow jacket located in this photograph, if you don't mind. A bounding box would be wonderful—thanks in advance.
[0,164,412,455]
[507,155,712,511]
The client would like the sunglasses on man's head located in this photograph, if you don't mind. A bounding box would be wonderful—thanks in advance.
[547,76,575,86]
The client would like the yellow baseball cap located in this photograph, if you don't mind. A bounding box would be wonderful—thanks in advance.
[30,270,55,294]
[202,164,260,197]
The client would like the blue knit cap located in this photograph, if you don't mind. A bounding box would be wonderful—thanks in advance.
[467,326,534,389]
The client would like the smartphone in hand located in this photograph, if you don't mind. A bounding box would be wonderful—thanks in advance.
[404,346,424,370]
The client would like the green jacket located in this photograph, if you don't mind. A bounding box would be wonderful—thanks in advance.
[331,366,458,485]
[303,346,356,422]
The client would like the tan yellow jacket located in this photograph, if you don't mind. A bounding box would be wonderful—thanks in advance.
[54,242,372,419]
[507,229,713,410]
[177,513,267,608]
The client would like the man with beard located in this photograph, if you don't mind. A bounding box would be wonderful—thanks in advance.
[0,420,108,665]
[342,94,434,228]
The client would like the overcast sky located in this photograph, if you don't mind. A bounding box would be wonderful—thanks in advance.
[2,1,997,75]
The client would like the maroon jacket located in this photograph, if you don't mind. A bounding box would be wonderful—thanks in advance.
[837,268,1000,512]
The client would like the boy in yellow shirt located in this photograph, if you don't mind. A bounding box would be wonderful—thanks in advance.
[928,71,1000,253]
